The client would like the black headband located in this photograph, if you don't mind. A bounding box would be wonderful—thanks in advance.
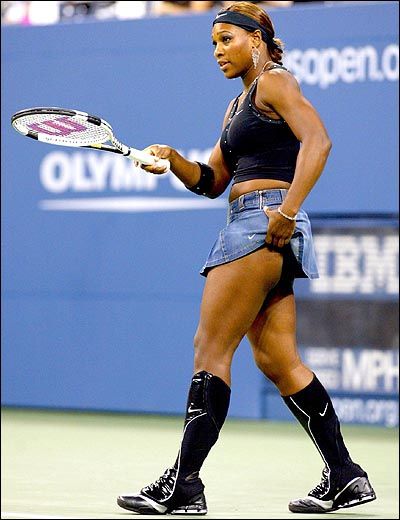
[212,10,280,50]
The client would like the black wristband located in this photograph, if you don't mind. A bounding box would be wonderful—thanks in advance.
[186,162,214,197]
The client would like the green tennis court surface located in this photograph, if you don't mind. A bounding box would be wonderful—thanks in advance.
[1,408,398,519]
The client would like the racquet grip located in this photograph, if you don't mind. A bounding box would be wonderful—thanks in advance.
[128,148,170,170]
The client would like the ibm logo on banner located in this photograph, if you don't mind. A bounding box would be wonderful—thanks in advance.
[311,234,398,295]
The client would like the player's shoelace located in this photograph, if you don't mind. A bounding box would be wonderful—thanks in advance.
[310,467,331,497]
[143,468,176,495]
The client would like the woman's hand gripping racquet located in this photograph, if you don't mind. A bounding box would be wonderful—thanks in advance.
[11,107,170,172]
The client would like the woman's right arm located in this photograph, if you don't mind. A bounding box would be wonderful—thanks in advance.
[141,101,234,199]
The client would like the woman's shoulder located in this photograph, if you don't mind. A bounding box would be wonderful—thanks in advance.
[257,65,300,94]
[260,63,296,82]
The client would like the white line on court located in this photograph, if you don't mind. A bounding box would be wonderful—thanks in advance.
[1,513,85,519]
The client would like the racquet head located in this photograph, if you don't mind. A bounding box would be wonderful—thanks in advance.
[11,107,113,148]
[11,106,171,171]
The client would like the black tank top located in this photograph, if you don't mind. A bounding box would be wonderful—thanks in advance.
[219,65,300,185]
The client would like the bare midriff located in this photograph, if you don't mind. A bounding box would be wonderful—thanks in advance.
[229,179,291,203]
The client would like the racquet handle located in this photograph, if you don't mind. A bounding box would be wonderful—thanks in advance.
[128,147,170,171]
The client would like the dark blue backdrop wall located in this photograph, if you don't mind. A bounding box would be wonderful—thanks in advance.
[2,1,398,425]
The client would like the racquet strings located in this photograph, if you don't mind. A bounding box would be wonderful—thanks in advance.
[12,112,112,147]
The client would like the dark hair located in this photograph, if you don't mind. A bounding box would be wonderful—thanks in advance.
[224,1,284,64]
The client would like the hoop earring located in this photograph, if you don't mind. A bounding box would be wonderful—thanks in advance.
[251,47,260,69]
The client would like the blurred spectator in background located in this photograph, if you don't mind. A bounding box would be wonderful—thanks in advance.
[59,1,149,21]
[59,1,114,21]
[2,1,61,25]
[220,1,327,7]
[1,1,150,24]
[111,1,149,19]
[152,1,220,16]
[221,1,294,7]
[1,0,328,25]
[2,1,29,25]
[152,1,295,16]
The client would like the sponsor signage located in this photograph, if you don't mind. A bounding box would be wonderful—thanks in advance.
[303,346,399,427]
[285,43,398,89]
[296,227,398,300]
[261,347,399,427]
[37,148,228,212]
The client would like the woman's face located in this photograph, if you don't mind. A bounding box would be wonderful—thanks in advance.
[212,23,253,79]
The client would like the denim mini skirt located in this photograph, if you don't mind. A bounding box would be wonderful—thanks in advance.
[200,189,319,279]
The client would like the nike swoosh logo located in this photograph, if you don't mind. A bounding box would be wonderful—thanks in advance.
[188,405,203,414]
[215,12,227,18]
[235,109,243,116]
[319,403,328,416]
[248,234,256,239]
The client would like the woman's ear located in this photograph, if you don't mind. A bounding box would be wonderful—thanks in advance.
[252,29,262,47]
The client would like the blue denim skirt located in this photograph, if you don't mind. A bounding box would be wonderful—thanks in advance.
[200,189,319,279]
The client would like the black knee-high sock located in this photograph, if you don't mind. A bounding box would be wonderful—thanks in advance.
[173,370,231,482]
[283,373,351,469]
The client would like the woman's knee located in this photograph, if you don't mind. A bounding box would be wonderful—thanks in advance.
[193,328,209,356]
[253,349,278,382]
[193,328,236,366]
[253,349,305,386]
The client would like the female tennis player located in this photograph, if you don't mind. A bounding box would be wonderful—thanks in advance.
[117,1,376,515]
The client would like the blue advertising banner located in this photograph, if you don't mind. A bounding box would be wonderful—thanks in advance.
[261,346,399,427]
[1,1,398,422]
[295,222,398,300]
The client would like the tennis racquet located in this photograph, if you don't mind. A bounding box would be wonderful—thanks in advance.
[11,107,170,170]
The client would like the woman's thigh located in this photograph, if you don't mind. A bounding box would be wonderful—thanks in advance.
[194,247,283,379]
[247,280,313,394]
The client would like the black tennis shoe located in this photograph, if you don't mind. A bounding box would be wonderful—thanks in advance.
[117,467,208,515]
[289,463,376,513]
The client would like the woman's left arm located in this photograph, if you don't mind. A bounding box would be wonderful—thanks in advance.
[258,69,332,217]
[257,70,332,248]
